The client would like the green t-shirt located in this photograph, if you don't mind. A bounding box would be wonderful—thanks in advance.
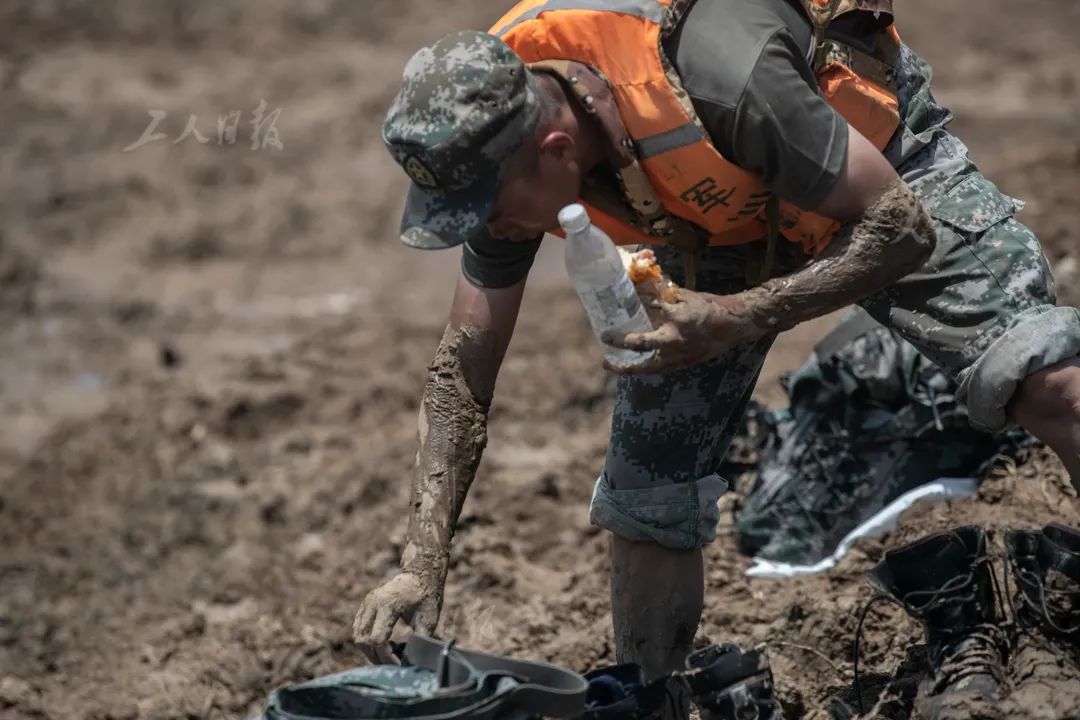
[461,0,885,289]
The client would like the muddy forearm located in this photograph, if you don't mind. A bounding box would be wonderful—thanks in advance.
[398,324,498,586]
[734,180,936,334]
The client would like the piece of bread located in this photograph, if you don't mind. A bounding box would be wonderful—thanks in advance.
[619,248,680,303]
[626,249,662,284]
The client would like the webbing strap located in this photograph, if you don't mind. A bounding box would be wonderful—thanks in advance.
[636,122,704,159]
[759,194,781,286]
[800,0,900,86]
[527,58,710,289]
[805,0,843,72]
[612,158,709,290]
[817,36,899,90]
[262,636,587,720]
[494,0,666,37]
[404,635,588,719]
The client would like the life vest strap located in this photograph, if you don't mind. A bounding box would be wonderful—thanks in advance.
[806,0,844,71]
[817,35,900,91]
[803,0,899,88]
[527,59,672,225]
[761,195,781,286]
[529,57,712,289]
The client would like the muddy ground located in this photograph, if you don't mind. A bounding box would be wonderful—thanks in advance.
[1,1,1079,718]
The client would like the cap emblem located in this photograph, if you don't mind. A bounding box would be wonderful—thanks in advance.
[404,156,439,189]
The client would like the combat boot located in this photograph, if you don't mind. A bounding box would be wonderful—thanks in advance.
[578,644,783,720]
[684,644,784,720]
[579,664,691,720]
[1003,523,1080,718]
[865,526,1007,720]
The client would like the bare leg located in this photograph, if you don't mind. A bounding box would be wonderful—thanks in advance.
[610,535,704,680]
[1010,358,1080,486]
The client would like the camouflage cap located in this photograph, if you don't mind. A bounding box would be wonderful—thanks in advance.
[383,31,542,250]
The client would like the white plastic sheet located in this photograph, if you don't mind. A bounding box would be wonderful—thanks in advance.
[745,478,979,579]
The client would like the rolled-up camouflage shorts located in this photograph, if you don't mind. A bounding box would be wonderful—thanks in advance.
[590,46,1080,550]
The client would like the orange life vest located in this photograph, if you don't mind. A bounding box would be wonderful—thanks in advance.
[490,0,902,255]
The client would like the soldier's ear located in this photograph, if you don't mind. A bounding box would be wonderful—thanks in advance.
[537,131,574,160]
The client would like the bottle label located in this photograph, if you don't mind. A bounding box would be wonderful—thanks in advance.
[593,286,624,321]
[581,278,644,329]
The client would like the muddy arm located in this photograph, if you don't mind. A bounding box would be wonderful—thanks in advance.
[355,271,525,658]
[737,177,936,334]
[605,126,936,373]
[736,123,937,334]
[400,272,526,586]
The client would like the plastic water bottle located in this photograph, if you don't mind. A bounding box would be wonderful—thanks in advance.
[558,204,655,367]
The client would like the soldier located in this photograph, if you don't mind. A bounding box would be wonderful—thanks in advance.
[354,0,1080,704]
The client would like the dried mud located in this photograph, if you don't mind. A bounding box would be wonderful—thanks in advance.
[1,1,1080,719]
[743,179,935,334]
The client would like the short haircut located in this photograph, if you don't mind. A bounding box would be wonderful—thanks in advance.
[514,70,564,170]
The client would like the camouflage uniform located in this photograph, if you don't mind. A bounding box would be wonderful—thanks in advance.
[380,32,1080,552]
[593,44,1080,550]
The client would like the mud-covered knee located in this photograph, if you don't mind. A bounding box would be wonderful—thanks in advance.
[589,472,728,550]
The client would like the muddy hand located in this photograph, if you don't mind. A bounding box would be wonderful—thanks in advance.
[602,289,765,374]
[353,571,441,664]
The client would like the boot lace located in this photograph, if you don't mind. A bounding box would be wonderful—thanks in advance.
[926,624,1006,694]
[1004,544,1080,641]
[852,533,1007,715]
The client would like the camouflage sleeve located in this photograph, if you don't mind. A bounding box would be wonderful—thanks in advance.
[460,229,542,289]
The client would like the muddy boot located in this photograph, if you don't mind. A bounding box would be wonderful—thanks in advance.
[1003,523,1080,718]
[580,664,691,720]
[683,644,784,720]
[866,526,1007,720]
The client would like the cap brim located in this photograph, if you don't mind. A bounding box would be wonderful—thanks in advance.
[399,170,500,250]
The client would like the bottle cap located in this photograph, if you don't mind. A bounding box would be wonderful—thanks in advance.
[557,204,590,234]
